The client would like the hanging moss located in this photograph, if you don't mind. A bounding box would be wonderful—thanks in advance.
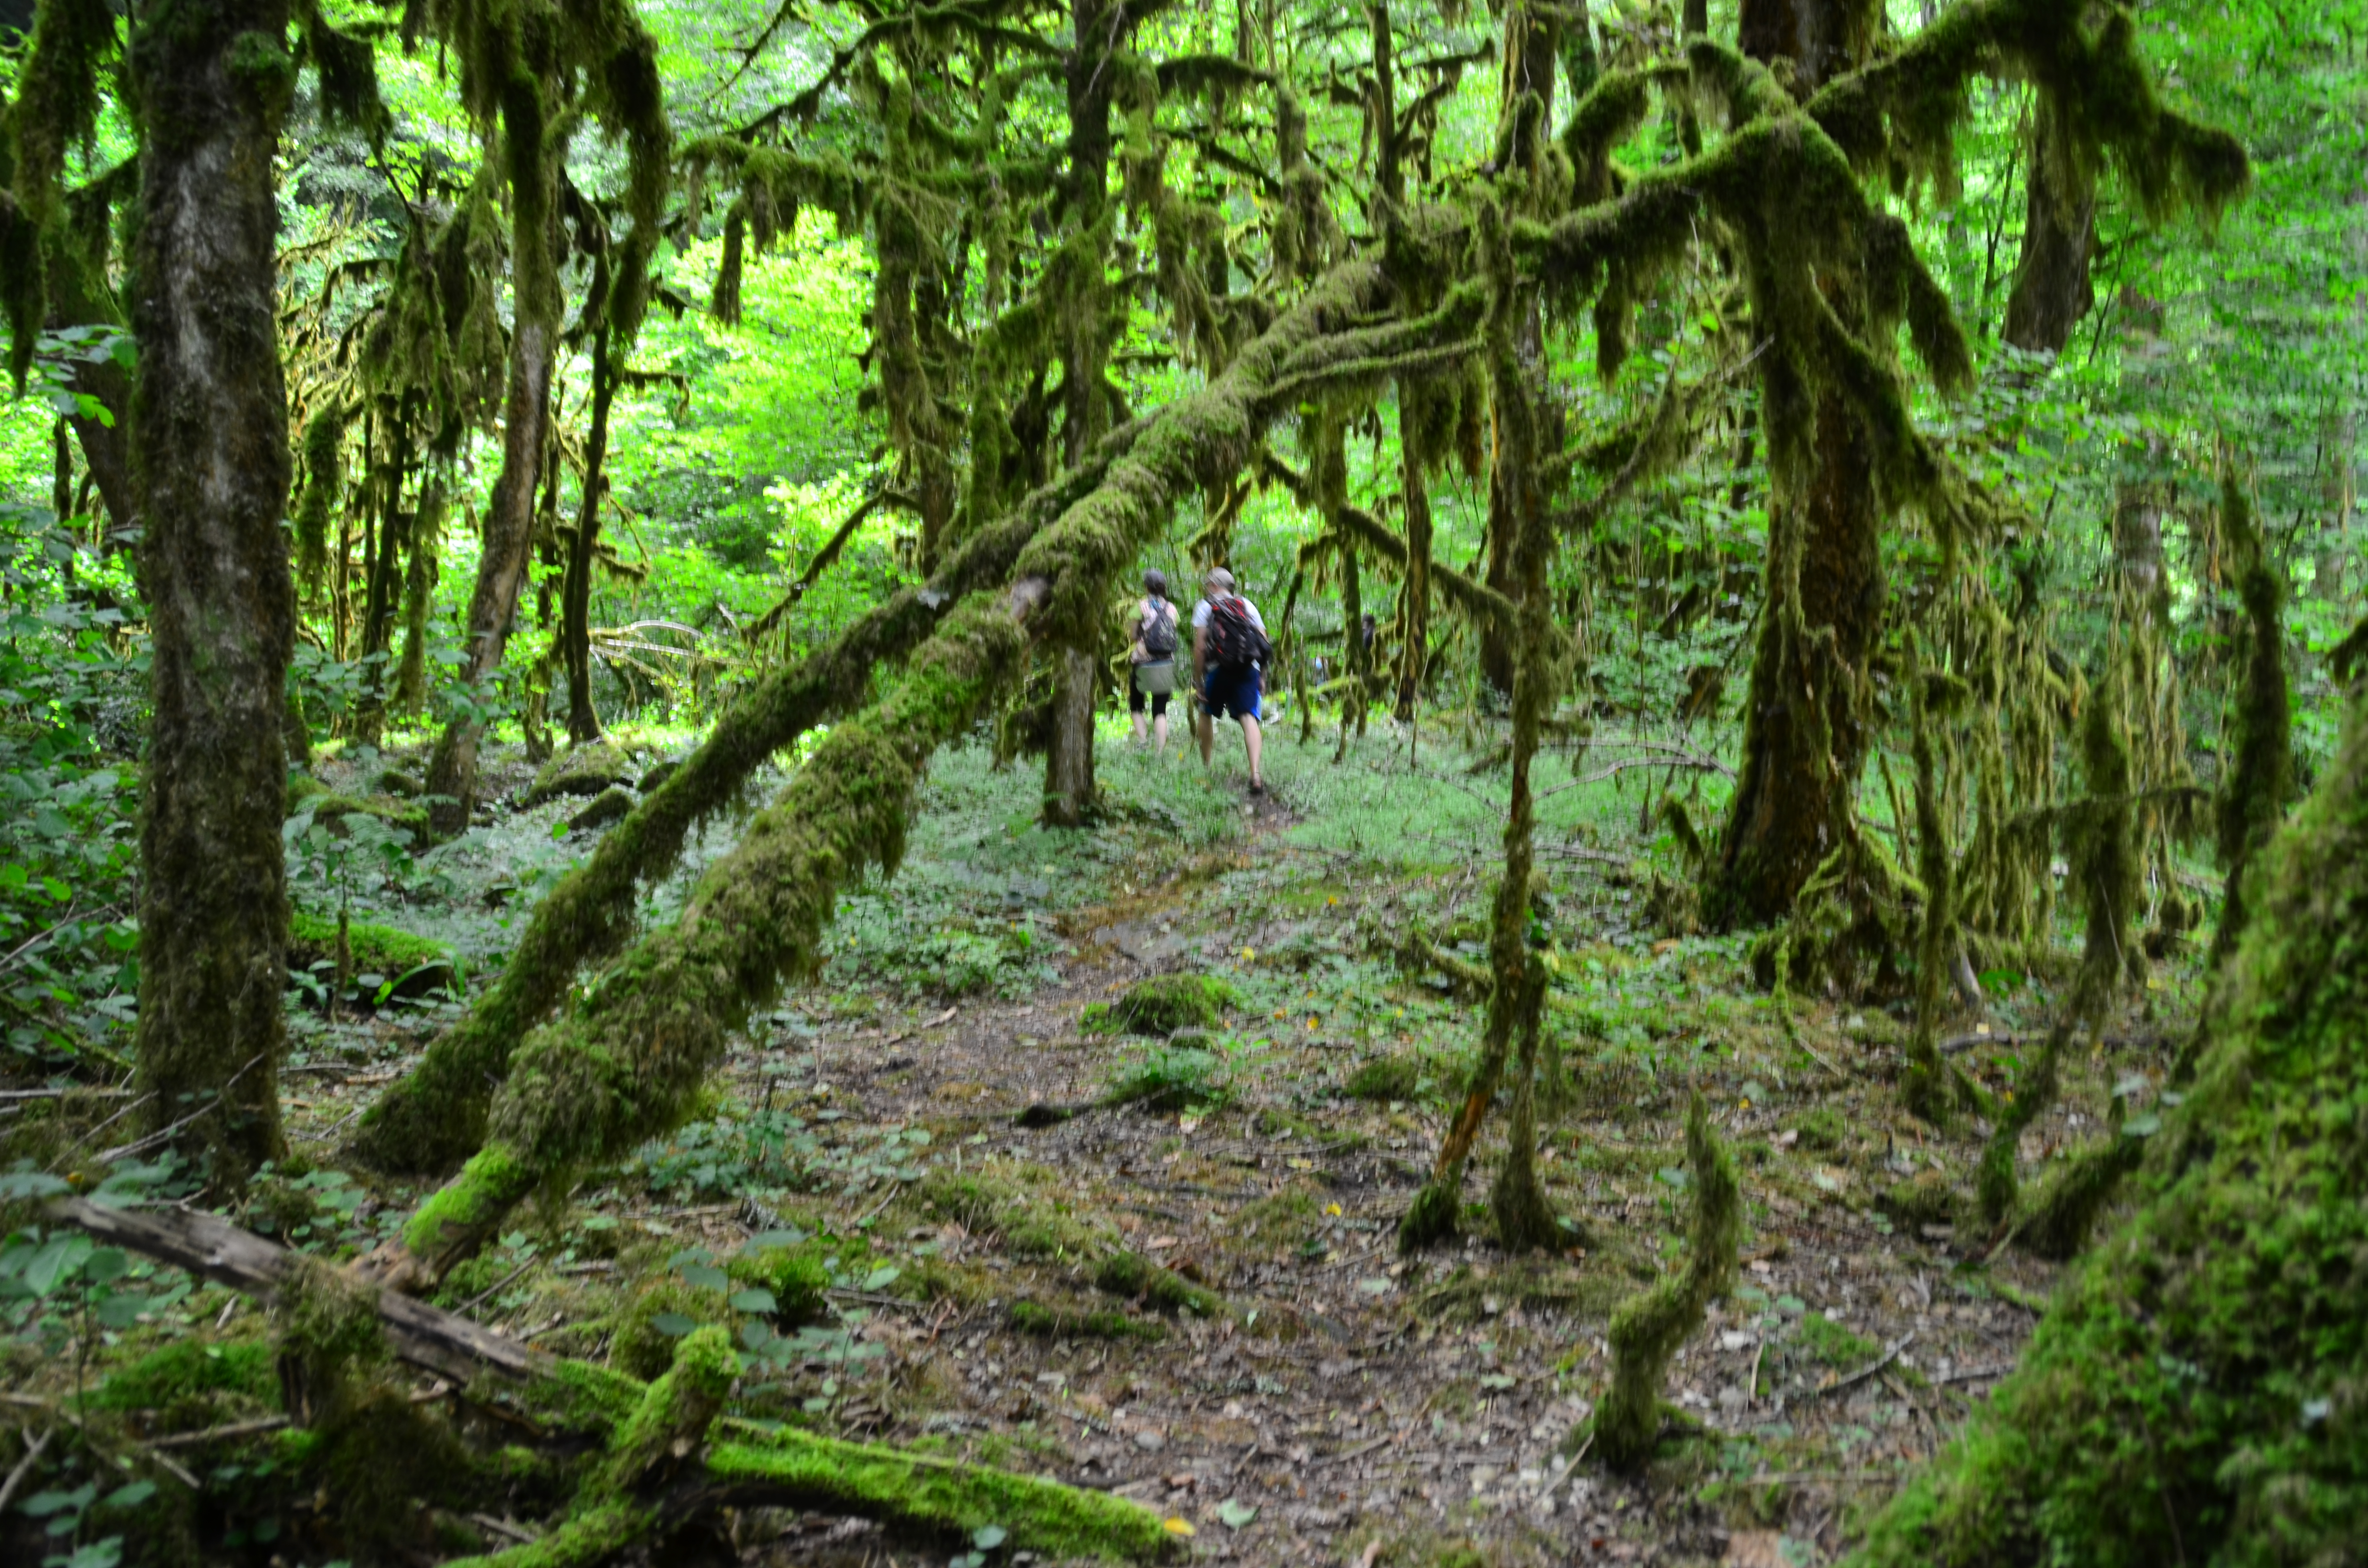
[1587,1094,1739,1470]
[1903,649,1961,1124]
[1854,690,2368,1568]
[292,400,348,592]
[1978,654,2136,1224]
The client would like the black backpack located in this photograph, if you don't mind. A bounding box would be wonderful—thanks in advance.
[1140,599,1178,659]
[1205,595,1270,669]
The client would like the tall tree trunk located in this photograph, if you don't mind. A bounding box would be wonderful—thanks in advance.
[1395,402,1433,723]
[1042,0,1115,826]
[126,0,296,1187]
[1712,397,1883,925]
[1477,2,1557,697]
[424,301,554,833]
[354,401,415,745]
[2001,99,2096,358]
[1709,0,1883,930]
[564,319,616,746]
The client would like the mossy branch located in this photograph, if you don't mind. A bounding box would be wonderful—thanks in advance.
[1591,1093,1740,1470]
[375,260,1408,1275]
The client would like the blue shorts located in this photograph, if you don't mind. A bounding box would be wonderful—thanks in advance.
[1204,663,1261,722]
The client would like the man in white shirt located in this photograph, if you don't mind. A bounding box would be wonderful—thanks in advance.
[1191,566,1268,795]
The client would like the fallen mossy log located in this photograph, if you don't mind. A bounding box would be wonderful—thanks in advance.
[1850,690,2368,1566]
[48,1200,1173,1564]
[370,259,1492,1289]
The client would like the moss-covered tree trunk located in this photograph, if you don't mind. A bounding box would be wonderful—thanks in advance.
[1855,692,2368,1568]
[427,107,563,834]
[2001,99,2095,357]
[1042,0,1116,827]
[126,0,296,1185]
[1712,394,1882,926]
[564,316,616,746]
[1708,0,1882,931]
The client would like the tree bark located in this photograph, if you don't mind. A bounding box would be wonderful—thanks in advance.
[1709,0,1883,931]
[424,313,553,833]
[1041,644,1098,827]
[2002,99,2096,357]
[126,0,296,1186]
[1041,0,1116,824]
[564,319,616,745]
[1713,396,1883,926]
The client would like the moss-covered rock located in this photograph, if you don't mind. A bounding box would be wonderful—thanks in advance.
[523,740,635,807]
[1082,974,1238,1036]
[289,911,459,1000]
[728,1239,830,1325]
[90,1338,281,1430]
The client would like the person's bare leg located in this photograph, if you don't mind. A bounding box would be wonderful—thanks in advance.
[1198,702,1214,766]
[1153,711,1169,756]
[1242,715,1264,790]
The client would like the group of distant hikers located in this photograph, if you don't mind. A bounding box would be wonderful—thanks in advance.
[1123,566,1270,796]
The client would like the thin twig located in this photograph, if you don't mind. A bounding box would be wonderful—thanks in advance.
[149,1415,290,1449]
[458,1257,538,1317]
[0,1427,54,1515]
[1811,1333,1914,1398]
[99,1054,267,1162]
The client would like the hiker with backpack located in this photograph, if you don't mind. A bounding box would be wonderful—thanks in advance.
[1192,565,1270,795]
[1126,569,1181,754]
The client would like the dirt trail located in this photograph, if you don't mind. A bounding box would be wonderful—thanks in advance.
[636,785,2061,1567]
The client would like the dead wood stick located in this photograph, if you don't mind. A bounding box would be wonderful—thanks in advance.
[1811,1333,1914,1398]
[47,1197,551,1387]
[0,1426,55,1515]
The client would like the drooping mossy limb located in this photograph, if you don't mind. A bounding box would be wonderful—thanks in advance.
[1978,657,2136,1225]
[1851,692,2368,1568]
[377,260,1437,1283]
[1587,1093,1741,1470]
[349,425,1147,1175]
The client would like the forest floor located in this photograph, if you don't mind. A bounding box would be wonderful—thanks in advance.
[6,714,2205,1568]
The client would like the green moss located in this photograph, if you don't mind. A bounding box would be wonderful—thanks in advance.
[1793,1106,1847,1152]
[523,741,635,807]
[1853,689,2368,1568]
[1009,1299,1165,1342]
[400,1140,535,1267]
[602,1324,736,1492]
[1084,974,1238,1035]
[1797,1312,1883,1372]
[89,1338,280,1424]
[1590,1094,1740,1470]
[608,1275,731,1383]
[1094,1250,1221,1318]
[501,1357,646,1435]
[1344,1054,1420,1102]
[289,911,458,994]
[728,1241,831,1325]
[704,1420,1172,1560]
